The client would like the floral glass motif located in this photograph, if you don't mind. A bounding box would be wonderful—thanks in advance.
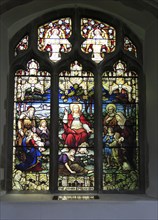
[58,61,95,191]
[12,59,51,191]
[38,18,72,62]
[124,37,137,58]
[81,18,116,63]
[102,60,139,191]
[15,35,29,56]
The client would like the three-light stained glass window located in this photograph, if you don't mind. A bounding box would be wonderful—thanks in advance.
[11,15,141,193]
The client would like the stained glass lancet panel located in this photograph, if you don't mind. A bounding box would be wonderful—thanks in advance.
[58,61,95,191]
[102,60,139,191]
[12,59,51,191]
[124,37,137,58]
[38,18,72,62]
[15,35,29,56]
[81,18,116,63]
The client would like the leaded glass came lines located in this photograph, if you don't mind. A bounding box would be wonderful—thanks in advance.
[58,61,95,191]
[12,59,51,191]
[81,18,116,63]
[38,18,72,62]
[124,37,137,58]
[102,60,139,191]
[15,35,28,56]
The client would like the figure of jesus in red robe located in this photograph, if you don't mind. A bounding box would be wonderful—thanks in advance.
[62,103,93,148]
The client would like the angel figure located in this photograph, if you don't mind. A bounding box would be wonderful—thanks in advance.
[82,28,110,63]
[44,28,71,62]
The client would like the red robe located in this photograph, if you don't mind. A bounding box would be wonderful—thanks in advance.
[62,114,91,148]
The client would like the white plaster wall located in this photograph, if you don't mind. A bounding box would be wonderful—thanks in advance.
[1,198,158,220]
[0,20,9,193]
[145,19,158,199]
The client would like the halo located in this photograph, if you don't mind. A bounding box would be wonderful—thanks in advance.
[70,102,82,111]
[106,103,116,112]
[94,28,101,35]
[51,28,59,35]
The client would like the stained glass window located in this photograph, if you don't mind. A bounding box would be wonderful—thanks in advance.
[38,18,72,62]
[10,10,143,194]
[15,35,29,56]
[124,37,137,58]
[81,18,116,63]
[12,59,51,191]
[102,60,139,191]
[58,61,95,191]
